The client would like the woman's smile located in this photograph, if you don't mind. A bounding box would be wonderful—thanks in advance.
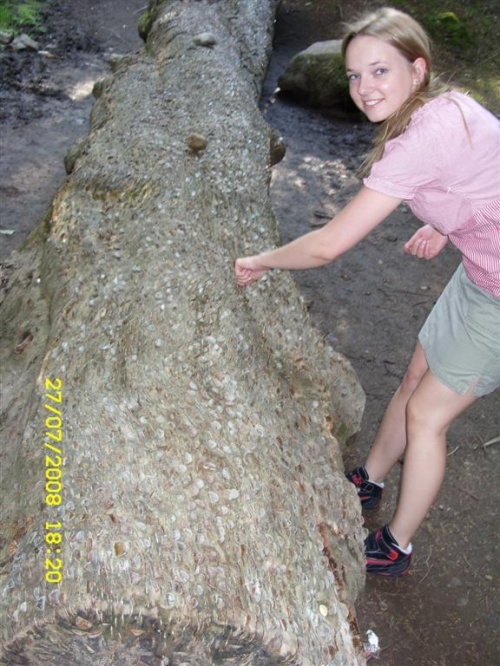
[345,35,424,121]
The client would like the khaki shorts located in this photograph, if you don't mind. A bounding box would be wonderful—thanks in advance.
[419,263,500,397]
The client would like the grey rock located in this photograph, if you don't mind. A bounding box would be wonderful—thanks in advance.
[11,33,39,52]
[278,39,358,113]
[0,30,13,45]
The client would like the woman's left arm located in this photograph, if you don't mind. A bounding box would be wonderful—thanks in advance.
[403,224,449,260]
[235,187,401,287]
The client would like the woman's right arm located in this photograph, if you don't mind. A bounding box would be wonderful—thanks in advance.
[235,186,401,287]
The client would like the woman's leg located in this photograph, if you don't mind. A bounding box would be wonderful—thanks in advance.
[389,370,477,549]
[364,342,429,483]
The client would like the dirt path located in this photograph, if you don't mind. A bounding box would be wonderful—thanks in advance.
[1,1,499,664]
[0,0,144,261]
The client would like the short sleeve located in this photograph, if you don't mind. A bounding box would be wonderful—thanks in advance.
[363,121,441,201]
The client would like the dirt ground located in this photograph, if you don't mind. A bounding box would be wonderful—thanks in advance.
[0,1,498,664]
[0,0,144,261]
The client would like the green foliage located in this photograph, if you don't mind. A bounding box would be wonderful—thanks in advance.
[0,1,44,34]
[138,11,152,42]
[423,11,476,50]
[17,2,42,26]
[0,3,14,30]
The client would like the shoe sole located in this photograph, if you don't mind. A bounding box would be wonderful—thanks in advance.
[366,565,411,577]
[360,498,381,510]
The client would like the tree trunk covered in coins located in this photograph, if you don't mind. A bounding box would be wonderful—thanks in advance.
[0,1,367,664]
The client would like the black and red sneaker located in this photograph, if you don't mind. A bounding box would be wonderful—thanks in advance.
[346,465,383,510]
[365,524,412,576]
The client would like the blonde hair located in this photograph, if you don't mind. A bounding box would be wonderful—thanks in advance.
[342,7,452,175]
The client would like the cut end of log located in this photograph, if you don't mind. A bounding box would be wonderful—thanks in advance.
[1,610,330,665]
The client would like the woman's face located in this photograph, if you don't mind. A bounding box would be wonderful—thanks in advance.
[345,35,425,122]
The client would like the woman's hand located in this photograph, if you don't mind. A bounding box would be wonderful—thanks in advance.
[235,188,401,288]
[234,255,269,287]
[403,225,448,260]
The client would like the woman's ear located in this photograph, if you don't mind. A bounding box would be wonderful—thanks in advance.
[412,56,427,89]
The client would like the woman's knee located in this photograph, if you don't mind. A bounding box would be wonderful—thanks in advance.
[405,382,455,437]
[405,390,428,431]
[399,343,428,396]
[400,364,425,396]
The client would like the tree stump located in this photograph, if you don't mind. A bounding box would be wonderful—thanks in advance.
[0,1,367,663]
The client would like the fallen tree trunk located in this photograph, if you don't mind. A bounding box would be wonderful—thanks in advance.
[0,1,366,663]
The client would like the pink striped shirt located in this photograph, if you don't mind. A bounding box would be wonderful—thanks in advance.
[364,92,500,298]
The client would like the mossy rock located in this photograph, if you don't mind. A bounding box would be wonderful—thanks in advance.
[278,40,357,114]
[18,204,53,251]
[138,11,153,42]
[64,136,90,175]
[92,76,113,99]
[138,1,176,43]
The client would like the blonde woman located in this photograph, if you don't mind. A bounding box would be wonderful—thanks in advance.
[235,7,500,575]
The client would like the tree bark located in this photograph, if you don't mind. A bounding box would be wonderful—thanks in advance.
[0,1,366,663]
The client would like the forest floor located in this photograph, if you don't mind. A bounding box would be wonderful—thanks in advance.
[0,1,499,664]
